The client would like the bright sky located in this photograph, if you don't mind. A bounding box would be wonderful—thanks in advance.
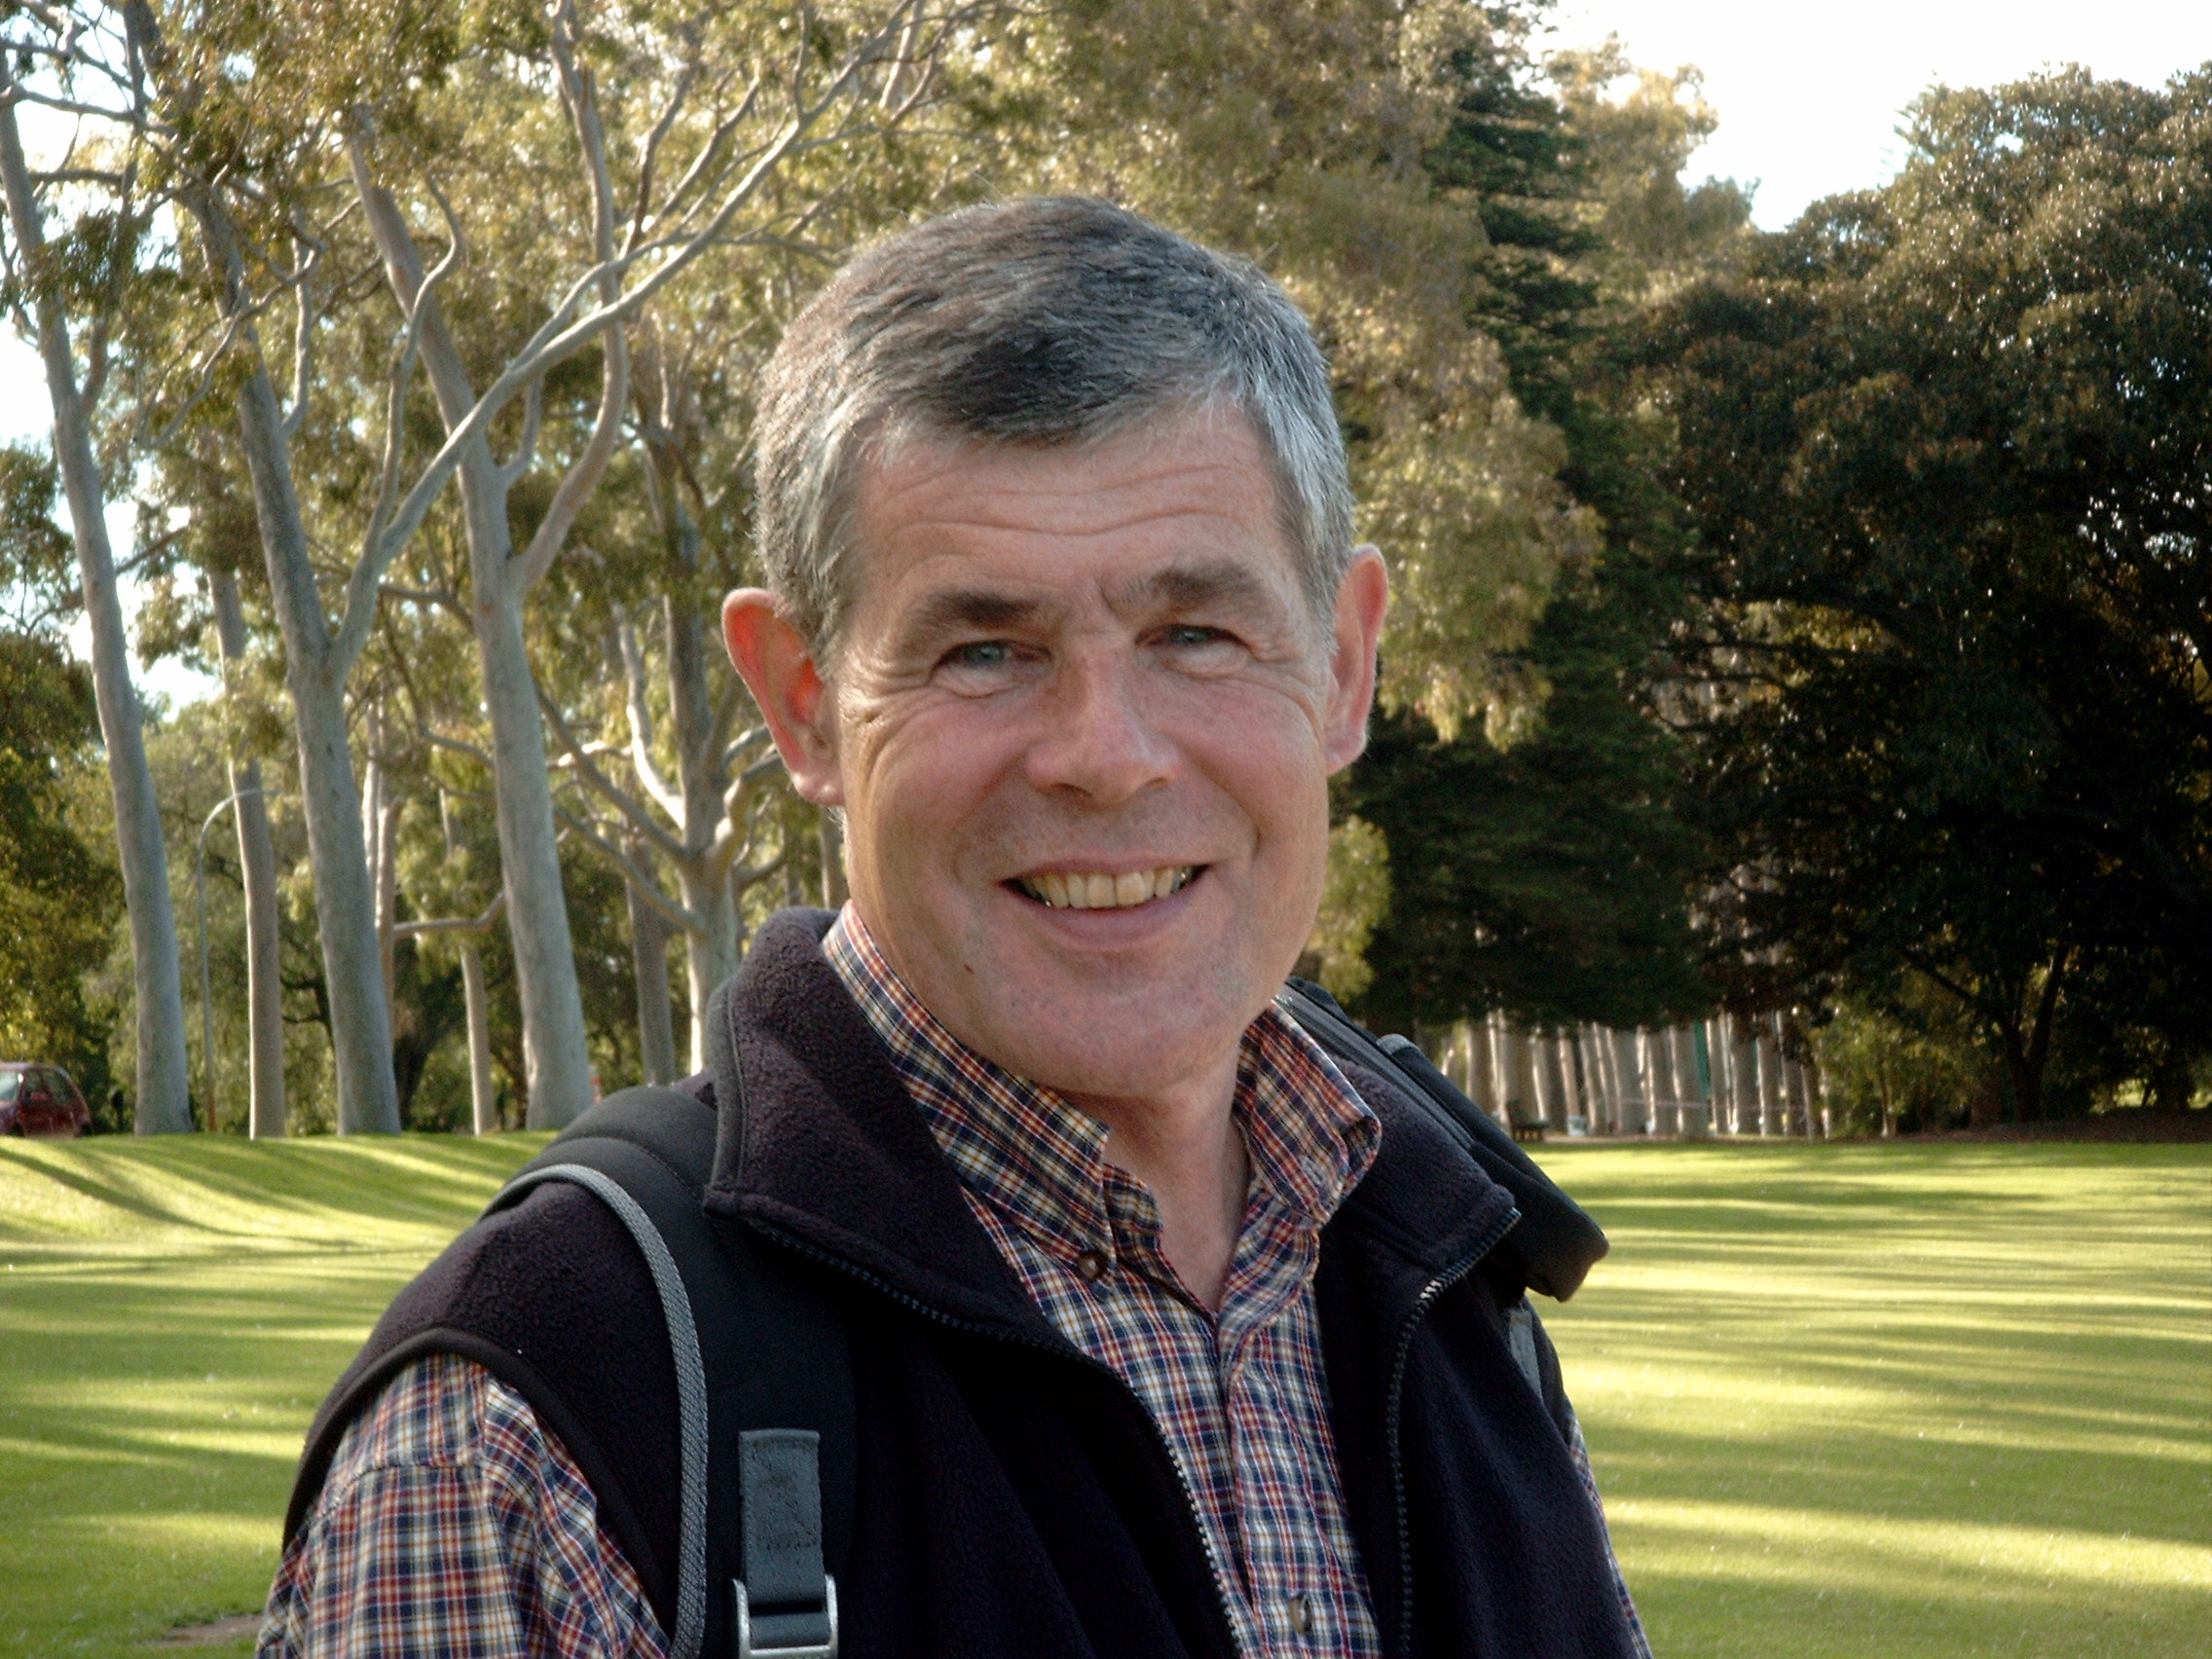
[1544,0,2211,228]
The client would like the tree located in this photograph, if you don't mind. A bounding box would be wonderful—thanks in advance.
[0,448,121,1085]
[1337,28,1750,1031]
[327,0,974,1124]
[1645,67,2212,1119]
[535,316,796,1076]
[118,0,977,1125]
[0,42,194,1130]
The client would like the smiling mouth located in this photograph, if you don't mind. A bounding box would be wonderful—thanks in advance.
[1012,866,1198,909]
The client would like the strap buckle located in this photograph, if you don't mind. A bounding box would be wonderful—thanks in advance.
[733,1575,838,1659]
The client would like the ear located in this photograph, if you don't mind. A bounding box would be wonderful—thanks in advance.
[721,589,845,805]
[1321,546,1389,775]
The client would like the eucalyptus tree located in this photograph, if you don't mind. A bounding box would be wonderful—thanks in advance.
[0,16,192,1129]
[332,0,988,1124]
[116,0,979,1126]
[206,567,285,1135]
[533,315,796,1073]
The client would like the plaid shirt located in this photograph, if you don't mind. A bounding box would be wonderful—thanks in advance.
[826,907,1384,1658]
[262,910,1651,1659]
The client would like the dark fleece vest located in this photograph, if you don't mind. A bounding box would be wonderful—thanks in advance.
[288,909,1641,1659]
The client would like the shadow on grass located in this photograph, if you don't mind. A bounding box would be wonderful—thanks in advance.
[0,1135,541,1249]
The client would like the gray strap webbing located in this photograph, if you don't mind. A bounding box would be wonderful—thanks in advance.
[505,1164,710,1659]
[738,1429,834,1651]
[1506,1301,1544,1398]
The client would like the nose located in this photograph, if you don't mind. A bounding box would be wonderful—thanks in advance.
[1023,643,1178,804]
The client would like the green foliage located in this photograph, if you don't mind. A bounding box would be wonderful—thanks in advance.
[1646,66,2212,1118]
[1339,24,1745,1031]
[1342,686,1706,1034]
[0,632,120,1086]
[1303,816,1390,1005]
[1813,991,1986,1135]
[0,444,77,634]
[0,444,118,1090]
[992,0,1598,734]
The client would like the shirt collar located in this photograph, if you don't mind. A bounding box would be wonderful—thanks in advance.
[824,905,1380,1257]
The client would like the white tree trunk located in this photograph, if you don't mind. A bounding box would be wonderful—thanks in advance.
[1460,1019,1492,1120]
[1707,1019,1730,1133]
[819,807,849,908]
[461,944,498,1133]
[1553,1034,1582,1128]
[1528,1030,1555,1129]
[1731,1020,1763,1136]
[627,870,680,1088]
[1651,1026,1679,1134]
[350,157,610,1132]
[362,706,401,1004]
[209,571,287,1138]
[122,9,399,1136]
[0,93,194,1133]
[1754,1025,1781,1135]
[474,595,597,1126]
[667,601,742,1069]
[223,309,402,1135]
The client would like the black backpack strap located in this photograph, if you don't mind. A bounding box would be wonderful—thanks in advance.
[499,1085,853,1659]
[1277,979,1610,1300]
[501,1157,713,1659]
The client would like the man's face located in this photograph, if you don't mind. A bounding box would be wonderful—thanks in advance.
[731,409,1386,1103]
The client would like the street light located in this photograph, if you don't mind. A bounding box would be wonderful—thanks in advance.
[195,786,273,1131]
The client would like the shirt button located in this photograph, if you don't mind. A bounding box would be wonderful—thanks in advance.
[1286,1593,1314,1635]
[1073,1248,1110,1282]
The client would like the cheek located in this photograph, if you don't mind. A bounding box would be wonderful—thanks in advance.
[1173,682,1332,833]
[846,700,1025,848]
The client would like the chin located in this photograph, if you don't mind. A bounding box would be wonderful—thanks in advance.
[980,975,1265,1102]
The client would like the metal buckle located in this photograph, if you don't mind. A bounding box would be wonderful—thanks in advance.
[733,1575,838,1659]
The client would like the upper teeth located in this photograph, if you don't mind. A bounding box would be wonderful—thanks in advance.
[1018,867,1194,909]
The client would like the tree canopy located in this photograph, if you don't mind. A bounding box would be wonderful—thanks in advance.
[1646,66,2211,1117]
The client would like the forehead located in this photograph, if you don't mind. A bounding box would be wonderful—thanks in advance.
[841,410,1300,619]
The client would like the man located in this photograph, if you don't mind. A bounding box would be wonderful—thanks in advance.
[262,198,1651,1659]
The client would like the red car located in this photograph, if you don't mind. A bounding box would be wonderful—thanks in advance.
[0,1063,92,1137]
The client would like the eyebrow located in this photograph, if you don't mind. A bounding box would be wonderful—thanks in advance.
[897,588,1059,653]
[1113,559,1280,616]
[893,558,1287,658]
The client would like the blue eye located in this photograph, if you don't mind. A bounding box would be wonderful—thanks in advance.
[949,641,1014,668]
[1163,625,1228,647]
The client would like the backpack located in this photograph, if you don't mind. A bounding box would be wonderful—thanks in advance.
[331,980,1606,1659]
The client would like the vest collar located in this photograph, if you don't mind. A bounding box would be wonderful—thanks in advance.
[700,908,1517,1337]
[702,909,1061,1342]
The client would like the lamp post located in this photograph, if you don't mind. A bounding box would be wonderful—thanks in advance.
[195,786,268,1131]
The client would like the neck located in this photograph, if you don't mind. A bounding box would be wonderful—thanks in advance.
[1068,1053,1248,1312]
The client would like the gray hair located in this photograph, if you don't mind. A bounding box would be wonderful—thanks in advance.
[753,197,1355,651]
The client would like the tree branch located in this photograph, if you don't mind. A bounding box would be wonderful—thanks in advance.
[552,796,700,932]
[394,891,505,938]
[616,616,684,821]
[537,682,688,861]
[507,1,629,599]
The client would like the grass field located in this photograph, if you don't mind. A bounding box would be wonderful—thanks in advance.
[0,1135,2204,1658]
[1533,1141,2211,1658]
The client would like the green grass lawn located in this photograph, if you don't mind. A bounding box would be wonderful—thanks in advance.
[0,1135,2204,1657]
[1532,1141,2211,1658]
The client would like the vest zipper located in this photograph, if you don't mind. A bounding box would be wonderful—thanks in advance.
[1382,1207,1519,1659]
[745,1219,1248,1659]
